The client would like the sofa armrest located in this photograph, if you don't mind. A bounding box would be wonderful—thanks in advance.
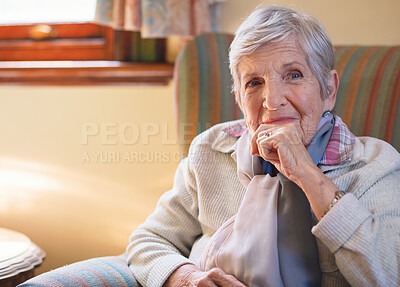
[17,254,140,287]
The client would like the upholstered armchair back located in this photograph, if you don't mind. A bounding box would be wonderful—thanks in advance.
[174,33,400,155]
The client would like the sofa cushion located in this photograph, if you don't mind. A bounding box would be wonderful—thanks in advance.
[17,254,139,287]
[334,46,400,150]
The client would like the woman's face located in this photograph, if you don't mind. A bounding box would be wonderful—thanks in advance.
[236,37,336,146]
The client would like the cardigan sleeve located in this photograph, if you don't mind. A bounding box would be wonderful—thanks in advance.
[312,170,400,286]
[126,157,202,287]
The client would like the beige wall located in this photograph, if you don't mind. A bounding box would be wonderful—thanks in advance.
[0,84,181,273]
[220,0,400,45]
[1,0,399,275]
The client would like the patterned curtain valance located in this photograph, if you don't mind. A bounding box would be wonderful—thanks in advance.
[94,0,226,38]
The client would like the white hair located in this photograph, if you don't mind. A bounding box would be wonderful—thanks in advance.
[229,6,335,103]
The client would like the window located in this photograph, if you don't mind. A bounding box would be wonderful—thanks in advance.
[0,0,97,24]
[0,0,108,61]
[0,23,113,61]
[0,0,173,85]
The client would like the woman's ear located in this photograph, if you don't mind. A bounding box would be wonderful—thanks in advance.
[324,70,339,111]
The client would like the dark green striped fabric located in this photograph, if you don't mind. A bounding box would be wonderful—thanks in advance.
[174,33,400,155]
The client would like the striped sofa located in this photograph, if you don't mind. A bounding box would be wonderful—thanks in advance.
[19,34,400,287]
[175,33,400,155]
[18,254,139,287]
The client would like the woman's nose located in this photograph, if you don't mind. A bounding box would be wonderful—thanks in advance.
[262,80,287,110]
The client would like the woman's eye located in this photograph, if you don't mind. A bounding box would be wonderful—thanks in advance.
[246,80,262,87]
[288,71,303,80]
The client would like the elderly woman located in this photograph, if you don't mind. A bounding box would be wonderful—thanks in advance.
[127,6,400,287]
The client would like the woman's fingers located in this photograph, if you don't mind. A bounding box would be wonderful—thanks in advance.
[194,268,246,287]
[257,136,280,163]
[250,125,278,159]
[194,277,218,287]
[204,268,246,287]
[250,123,312,181]
[164,264,246,287]
[250,125,274,155]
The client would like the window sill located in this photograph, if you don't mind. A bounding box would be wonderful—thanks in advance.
[0,61,174,85]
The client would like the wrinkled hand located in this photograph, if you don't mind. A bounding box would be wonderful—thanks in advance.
[164,264,246,287]
[250,122,316,185]
[250,122,341,219]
